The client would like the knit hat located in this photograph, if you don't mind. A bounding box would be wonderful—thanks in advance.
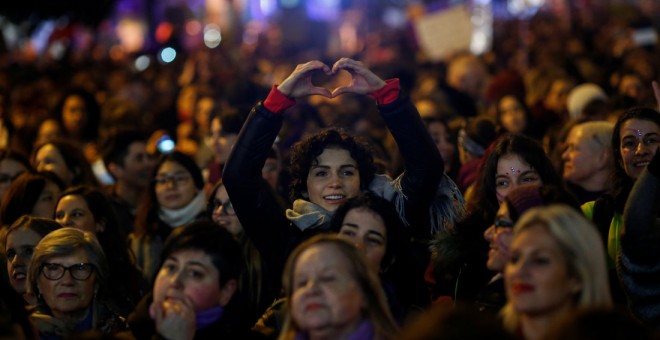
[504,185,544,220]
[567,83,607,120]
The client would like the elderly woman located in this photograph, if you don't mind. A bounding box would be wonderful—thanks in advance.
[27,227,126,339]
[126,220,259,339]
[502,205,612,340]
[55,185,144,316]
[561,121,614,203]
[280,234,398,340]
[2,215,60,305]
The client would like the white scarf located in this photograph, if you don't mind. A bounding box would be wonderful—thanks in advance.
[286,200,333,231]
[159,191,206,228]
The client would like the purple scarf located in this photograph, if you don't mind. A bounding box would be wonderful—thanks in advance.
[294,319,374,340]
[196,306,224,330]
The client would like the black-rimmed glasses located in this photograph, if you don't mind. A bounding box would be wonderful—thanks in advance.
[40,263,95,281]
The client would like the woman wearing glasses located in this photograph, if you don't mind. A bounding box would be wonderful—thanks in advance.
[477,184,580,313]
[54,186,144,316]
[130,151,207,283]
[27,227,127,339]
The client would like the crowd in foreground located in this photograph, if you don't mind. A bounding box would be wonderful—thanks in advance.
[1,5,660,340]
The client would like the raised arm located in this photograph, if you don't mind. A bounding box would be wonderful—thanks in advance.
[223,61,333,270]
[332,58,447,237]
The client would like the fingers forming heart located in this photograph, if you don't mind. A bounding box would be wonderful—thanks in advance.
[310,67,354,98]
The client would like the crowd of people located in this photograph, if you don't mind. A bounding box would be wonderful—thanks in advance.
[1,3,660,339]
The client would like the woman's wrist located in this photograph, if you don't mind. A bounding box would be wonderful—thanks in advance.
[264,85,296,113]
[369,79,400,105]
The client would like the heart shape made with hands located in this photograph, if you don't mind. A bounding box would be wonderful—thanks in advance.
[310,68,354,98]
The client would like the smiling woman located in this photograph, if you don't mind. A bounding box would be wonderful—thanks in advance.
[2,216,60,305]
[223,60,464,323]
[130,151,207,283]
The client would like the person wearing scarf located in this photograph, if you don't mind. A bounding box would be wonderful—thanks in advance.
[130,152,208,284]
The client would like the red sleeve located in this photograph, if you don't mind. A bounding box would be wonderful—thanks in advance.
[263,85,296,113]
[369,79,400,105]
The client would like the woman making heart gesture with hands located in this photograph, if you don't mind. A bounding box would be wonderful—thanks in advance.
[223,58,464,322]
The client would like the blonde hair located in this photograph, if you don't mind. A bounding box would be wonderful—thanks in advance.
[279,234,398,340]
[501,205,612,331]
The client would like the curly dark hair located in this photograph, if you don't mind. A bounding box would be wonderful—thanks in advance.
[288,128,376,201]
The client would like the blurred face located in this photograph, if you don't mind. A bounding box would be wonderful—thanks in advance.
[211,185,242,237]
[115,142,154,189]
[62,95,87,137]
[195,97,214,133]
[428,121,456,173]
[153,249,235,312]
[619,119,660,180]
[544,79,573,113]
[307,148,361,212]
[31,180,61,218]
[34,144,74,186]
[505,224,581,317]
[338,208,387,273]
[36,119,63,146]
[6,228,42,295]
[618,74,642,99]
[55,195,102,234]
[484,203,514,272]
[562,126,605,184]
[495,154,542,204]
[155,161,198,210]
[0,159,28,198]
[499,96,527,134]
[37,248,97,320]
[208,117,238,164]
[291,244,365,336]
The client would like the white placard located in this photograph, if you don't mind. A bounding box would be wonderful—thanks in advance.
[414,6,473,61]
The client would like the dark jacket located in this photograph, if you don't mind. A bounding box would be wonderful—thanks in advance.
[618,152,660,329]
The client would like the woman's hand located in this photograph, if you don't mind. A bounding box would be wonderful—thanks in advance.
[331,58,387,97]
[276,60,333,99]
[150,299,196,340]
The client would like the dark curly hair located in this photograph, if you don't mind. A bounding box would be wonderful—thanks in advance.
[288,128,376,202]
